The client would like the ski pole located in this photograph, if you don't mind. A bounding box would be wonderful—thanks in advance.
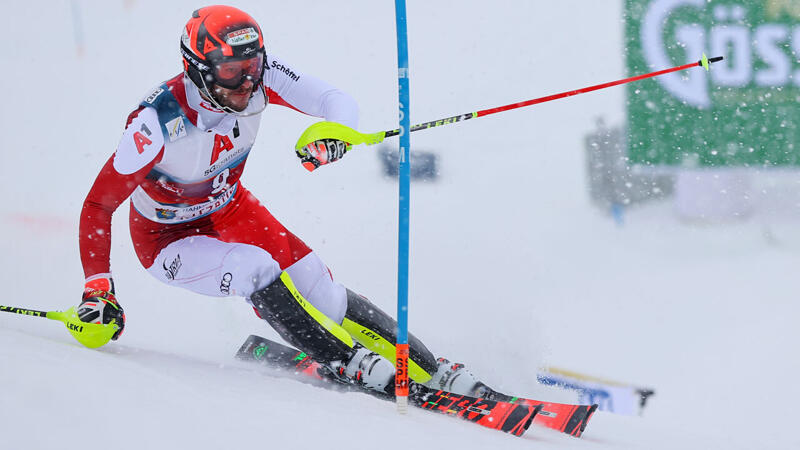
[295,54,723,151]
[0,304,119,348]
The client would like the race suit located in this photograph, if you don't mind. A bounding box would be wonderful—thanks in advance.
[79,55,358,323]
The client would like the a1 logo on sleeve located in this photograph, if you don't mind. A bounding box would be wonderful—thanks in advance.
[133,124,153,154]
[113,107,165,175]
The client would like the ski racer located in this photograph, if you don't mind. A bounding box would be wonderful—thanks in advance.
[75,5,481,397]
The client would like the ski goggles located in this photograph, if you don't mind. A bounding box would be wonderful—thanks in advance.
[212,53,264,90]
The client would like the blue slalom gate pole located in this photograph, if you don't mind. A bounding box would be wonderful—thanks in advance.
[393,0,411,413]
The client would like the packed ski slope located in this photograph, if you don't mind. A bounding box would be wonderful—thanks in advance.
[2,1,798,449]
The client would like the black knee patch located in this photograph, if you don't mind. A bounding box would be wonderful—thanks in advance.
[250,273,354,364]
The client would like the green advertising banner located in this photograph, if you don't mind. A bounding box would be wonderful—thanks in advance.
[626,0,800,167]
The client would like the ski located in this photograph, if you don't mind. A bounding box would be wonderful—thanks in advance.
[429,360,597,437]
[236,335,540,437]
[488,390,597,437]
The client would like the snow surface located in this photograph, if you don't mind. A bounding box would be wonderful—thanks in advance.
[2,1,798,449]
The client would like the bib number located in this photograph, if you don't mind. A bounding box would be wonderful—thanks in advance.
[211,168,230,194]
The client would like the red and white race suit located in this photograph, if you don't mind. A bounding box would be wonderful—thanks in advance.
[79,55,358,323]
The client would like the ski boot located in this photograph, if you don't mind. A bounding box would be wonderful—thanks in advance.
[424,357,501,400]
[329,345,396,398]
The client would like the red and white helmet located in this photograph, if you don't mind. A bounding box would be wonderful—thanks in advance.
[180,5,266,112]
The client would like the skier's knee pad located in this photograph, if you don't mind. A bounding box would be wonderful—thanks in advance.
[341,289,438,383]
[250,272,355,363]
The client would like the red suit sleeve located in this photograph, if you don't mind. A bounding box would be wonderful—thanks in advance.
[79,106,164,279]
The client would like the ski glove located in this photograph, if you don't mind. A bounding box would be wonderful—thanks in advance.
[296,139,351,172]
[78,277,125,340]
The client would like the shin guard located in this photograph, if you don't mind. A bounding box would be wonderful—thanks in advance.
[250,272,355,364]
[341,289,438,383]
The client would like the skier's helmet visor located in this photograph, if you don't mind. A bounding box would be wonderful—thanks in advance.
[213,54,264,90]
